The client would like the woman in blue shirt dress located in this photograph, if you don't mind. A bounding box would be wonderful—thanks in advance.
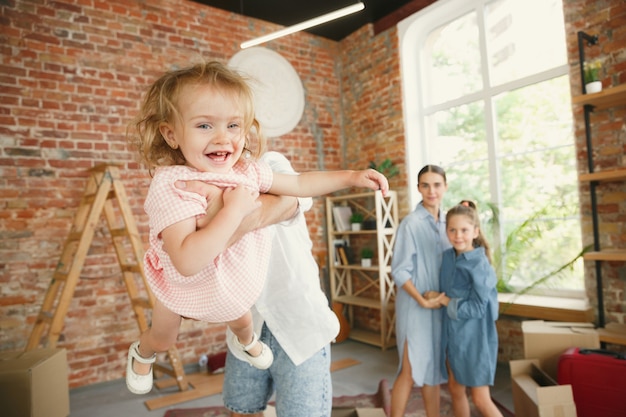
[439,201,502,417]
[390,165,450,417]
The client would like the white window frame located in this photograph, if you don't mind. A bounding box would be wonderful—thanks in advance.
[397,0,583,299]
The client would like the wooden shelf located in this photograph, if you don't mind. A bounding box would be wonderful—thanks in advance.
[335,295,383,309]
[348,328,396,350]
[334,264,392,272]
[579,168,626,183]
[327,190,398,350]
[498,293,594,322]
[583,249,626,262]
[572,83,626,110]
[332,228,395,236]
[597,323,626,346]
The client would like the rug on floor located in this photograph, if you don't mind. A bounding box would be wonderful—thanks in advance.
[163,379,512,417]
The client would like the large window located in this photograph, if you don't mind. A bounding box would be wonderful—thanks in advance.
[398,0,584,296]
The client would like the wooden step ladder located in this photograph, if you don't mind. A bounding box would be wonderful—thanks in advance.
[25,164,189,392]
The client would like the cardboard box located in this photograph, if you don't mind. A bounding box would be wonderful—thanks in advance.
[522,320,599,380]
[0,348,69,417]
[510,359,577,417]
[264,405,386,417]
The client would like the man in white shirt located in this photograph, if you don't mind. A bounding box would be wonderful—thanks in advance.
[182,151,339,416]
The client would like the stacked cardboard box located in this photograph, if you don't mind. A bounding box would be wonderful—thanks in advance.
[0,348,69,417]
[509,320,600,417]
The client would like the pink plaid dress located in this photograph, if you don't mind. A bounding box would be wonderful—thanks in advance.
[143,161,274,322]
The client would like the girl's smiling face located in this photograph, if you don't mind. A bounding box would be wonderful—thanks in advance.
[159,83,246,174]
[446,213,479,255]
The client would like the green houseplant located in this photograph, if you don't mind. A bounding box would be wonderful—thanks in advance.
[350,212,364,231]
[369,158,399,178]
[583,59,602,94]
[360,247,374,267]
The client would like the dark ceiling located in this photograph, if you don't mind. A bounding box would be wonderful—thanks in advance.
[191,0,420,41]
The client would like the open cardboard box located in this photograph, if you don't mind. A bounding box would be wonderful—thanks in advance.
[510,359,577,417]
[0,348,70,417]
[522,320,599,380]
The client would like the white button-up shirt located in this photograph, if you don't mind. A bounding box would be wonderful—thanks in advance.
[226,152,339,365]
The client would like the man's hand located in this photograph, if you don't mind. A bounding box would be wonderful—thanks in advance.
[175,181,223,229]
[176,180,299,245]
[351,168,390,197]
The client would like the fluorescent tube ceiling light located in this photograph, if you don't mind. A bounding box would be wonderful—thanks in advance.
[240,2,366,49]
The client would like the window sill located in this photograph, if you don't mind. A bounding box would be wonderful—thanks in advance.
[498,293,594,323]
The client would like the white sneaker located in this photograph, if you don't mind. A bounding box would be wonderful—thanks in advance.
[126,341,156,395]
[232,332,273,370]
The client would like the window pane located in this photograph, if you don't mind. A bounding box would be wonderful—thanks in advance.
[423,11,482,105]
[486,0,567,86]
[505,218,585,292]
[497,147,582,291]
[411,0,581,296]
[495,76,574,156]
[426,101,491,205]
[495,76,577,217]
[494,76,581,291]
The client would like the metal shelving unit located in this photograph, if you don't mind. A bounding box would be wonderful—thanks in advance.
[576,31,626,346]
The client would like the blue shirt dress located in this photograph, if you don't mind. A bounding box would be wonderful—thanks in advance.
[439,246,499,387]
[391,203,450,386]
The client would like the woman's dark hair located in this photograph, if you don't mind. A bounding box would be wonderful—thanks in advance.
[446,200,492,264]
[417,164,447,184]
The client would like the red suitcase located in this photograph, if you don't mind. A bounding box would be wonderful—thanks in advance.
[557,347,626,417]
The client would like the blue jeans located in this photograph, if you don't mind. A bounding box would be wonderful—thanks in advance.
[223,323,332,416]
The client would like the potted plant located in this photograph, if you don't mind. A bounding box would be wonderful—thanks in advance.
[350,212,364,231]
[360,247,374,267]
[583,59,602,94]
[369,158,399,179]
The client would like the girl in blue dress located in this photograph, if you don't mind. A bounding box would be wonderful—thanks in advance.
[439,201,502,417]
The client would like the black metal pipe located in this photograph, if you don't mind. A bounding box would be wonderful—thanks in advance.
[578,31,604,327]
[577,31,598,94]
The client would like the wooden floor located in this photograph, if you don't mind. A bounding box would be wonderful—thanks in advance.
[68,339,514,417]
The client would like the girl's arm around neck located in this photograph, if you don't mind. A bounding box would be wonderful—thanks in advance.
[269,169,389,198]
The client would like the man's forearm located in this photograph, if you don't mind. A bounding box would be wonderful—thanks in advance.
[228,194,298,245]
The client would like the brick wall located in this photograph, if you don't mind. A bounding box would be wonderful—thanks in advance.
[339,25,409,209]
[564,0,626,326]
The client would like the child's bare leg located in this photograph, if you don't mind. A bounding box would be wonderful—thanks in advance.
[421,384,441,417]
[134,299,182,375]
[447,362,470,417]
[227,310,262,357]
[470,386,502,417]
